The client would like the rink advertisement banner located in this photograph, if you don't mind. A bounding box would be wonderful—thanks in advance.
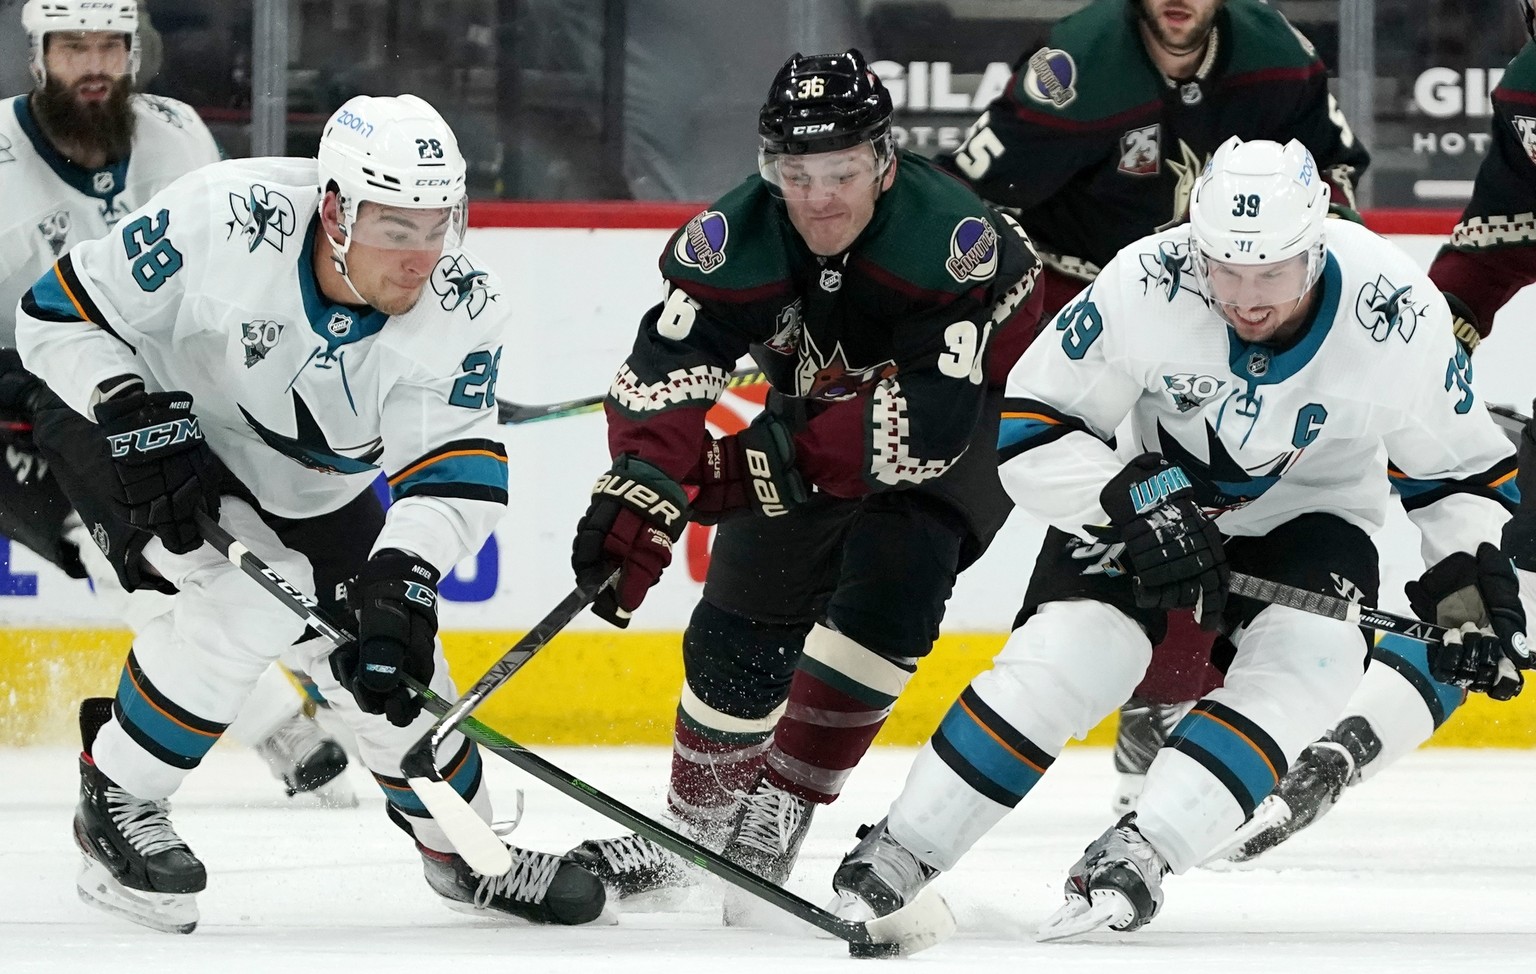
[4,219,1536,747]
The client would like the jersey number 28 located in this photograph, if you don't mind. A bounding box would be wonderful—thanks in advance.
[121,209,184,293]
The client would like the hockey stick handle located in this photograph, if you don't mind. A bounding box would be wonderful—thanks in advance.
[1228,570,1450,646]
[197,511,355,647]
[496,367,768,425]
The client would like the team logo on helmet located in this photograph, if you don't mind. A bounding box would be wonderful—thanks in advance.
[674,210,729,273]
[1119,124,1161,176]
[945,217,999,283]
[1022,48,1077,108]
[37,210,71,258]
[1355,276,1420,343]
[431,254,497,318]
[226,184,297,254]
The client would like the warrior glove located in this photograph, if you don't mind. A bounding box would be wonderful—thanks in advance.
[688,411,807,525]
[1096,453,1228,628]
[1406,543,1530,701]
[94,385,220,555]
[571,455,689,628]
[335,549,441,727]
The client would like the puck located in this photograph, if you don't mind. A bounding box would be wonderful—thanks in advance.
[848,940,902,959]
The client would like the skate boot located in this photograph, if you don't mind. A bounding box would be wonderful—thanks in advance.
[564,833,691,899]
[253,708,357,808]
[1038,813,1169,942]
[1111,697,1193,815]
[421,842,606,925]
[72,698,206,934]
[830,818,942,920]
[1216,716,1382,863]
[720,775,816,886]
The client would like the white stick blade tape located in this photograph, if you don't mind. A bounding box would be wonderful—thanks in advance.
[407,776,512,875]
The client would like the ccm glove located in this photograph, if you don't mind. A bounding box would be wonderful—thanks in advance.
[1096,453,1228,626]
[95,387,220,554]
[689,411,808,525]
[571,455,689,628]
[334,549,441,727]
[1406,543,1531,701]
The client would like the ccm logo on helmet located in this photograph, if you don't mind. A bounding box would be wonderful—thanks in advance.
[790,123,836,136]
[415,178,454,187]
[592,474,684,527]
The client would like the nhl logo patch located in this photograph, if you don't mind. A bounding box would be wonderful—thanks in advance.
[327,311,353,337]
[820,268,842,291]
[92,171,115,194]
[1118,124,1160,176]
[674,210,729,273]
[1245,349,1270,377]
[945,217,999,283]
[1023,47,1077,108]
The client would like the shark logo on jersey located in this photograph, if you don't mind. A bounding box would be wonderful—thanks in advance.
[765,299,803,355]
[1157,419,1301,513]
[241,319,283,368]
[674,210,728,273]
[239,391,383,475]
[795,328,896,401]
[141,96,186,129]
[945,217,999,283]
[37,210,71,258]
[431,254,497,318]
[1022,47,1077,108]
[1163,372,1226,412]
[226,184,297,253]
[326,311,353,338]
[1355,276,1420,343]
[1139,241,1196,301]
[0,133,14,164]
[1118,124,1160,176]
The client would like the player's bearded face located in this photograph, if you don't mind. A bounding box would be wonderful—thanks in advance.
[33,31,136,161]
[1139,0,1222,56]
[773,145,895,257]
[344,203,455,315]
[1203,252,1316,343]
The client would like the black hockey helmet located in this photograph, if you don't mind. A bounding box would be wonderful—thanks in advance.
[758,49,894,158]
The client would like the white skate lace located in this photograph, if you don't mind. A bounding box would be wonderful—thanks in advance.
[106,787,187,858]
[472,848,561,906]
[587,834,669,873]
[732,783,804,856]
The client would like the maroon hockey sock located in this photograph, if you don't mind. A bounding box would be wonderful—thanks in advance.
[666,707,772,828]
[763,665,893,804]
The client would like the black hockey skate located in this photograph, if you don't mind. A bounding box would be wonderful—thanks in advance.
[830,818,943,920]
[1038,813,1170,942]
[73,698,206,934]
[253,708,356,807]
[564,833,689,899]
[1214,715,1382,864]
[421,843,606,925]
[1110,697,1192,815]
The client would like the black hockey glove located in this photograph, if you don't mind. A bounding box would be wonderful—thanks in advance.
[1406,543,1531,701]
[1444,292,1482,355]
[0,348,53,446]
[1500,401,1536,572]
[94,386,221,555]
[688,411,808,525]
[1096,453,1228,628]
[335,549,441,727]
[571,455,689,628]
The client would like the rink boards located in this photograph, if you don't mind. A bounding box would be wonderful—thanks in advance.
[4,220,1536,748]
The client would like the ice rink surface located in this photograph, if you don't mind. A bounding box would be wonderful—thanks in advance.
[3,744,1534,973]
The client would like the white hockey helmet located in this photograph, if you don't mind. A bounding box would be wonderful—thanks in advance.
[22,0,140,85]
[1188,137,1330,319]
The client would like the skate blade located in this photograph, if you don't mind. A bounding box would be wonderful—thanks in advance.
[1037,888,1136,943]
[77,857,199,935]
[861,884,958,957]
[1199,795,1292,867]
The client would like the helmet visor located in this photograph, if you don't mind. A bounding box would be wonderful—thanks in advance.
[1196,249,1321,321]
[758,142,891,202]
[348,199,466,252]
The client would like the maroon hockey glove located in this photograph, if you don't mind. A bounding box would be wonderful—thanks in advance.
[336,549,441,727]
[571,455,689,628]
[688,411,807,525]
[1096,453,1228,628]
[95,385,221,555]
[1407,543,1531,701]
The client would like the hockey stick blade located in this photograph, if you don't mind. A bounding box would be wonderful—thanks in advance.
[496,368,768,426]
[1228,571,1450,646]
[399,676,936,956]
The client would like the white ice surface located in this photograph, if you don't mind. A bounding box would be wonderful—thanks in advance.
[3,745,1534,973]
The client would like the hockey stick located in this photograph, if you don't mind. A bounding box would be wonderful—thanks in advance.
[1228,570,1450,645]
[1488,402,1530,447]
[196,511,939,954]
[496,367,768,425]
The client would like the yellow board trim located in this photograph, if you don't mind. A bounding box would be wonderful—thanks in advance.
[2,629,1533,748]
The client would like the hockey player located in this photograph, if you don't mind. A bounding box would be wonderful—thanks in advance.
[938,0,1372,814]
[0,0,355,804]
[827,137,1529,939]
[564,50,1043,899]
[13,93,608,933]
[1218,0,1536,862]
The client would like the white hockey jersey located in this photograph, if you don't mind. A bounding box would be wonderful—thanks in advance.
[998,219,1517,568]
[14,157,511,575]
[0,93,220,345]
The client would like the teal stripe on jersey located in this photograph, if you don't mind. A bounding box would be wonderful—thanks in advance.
[933,697,1049,804]
[1371,632,1466,728]
[997,415,1059,451]
[25,265,89,323]
[390,452,509,501]
[114,659,225,769]
[374,740,483,815]
[1167,708,1280,813]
